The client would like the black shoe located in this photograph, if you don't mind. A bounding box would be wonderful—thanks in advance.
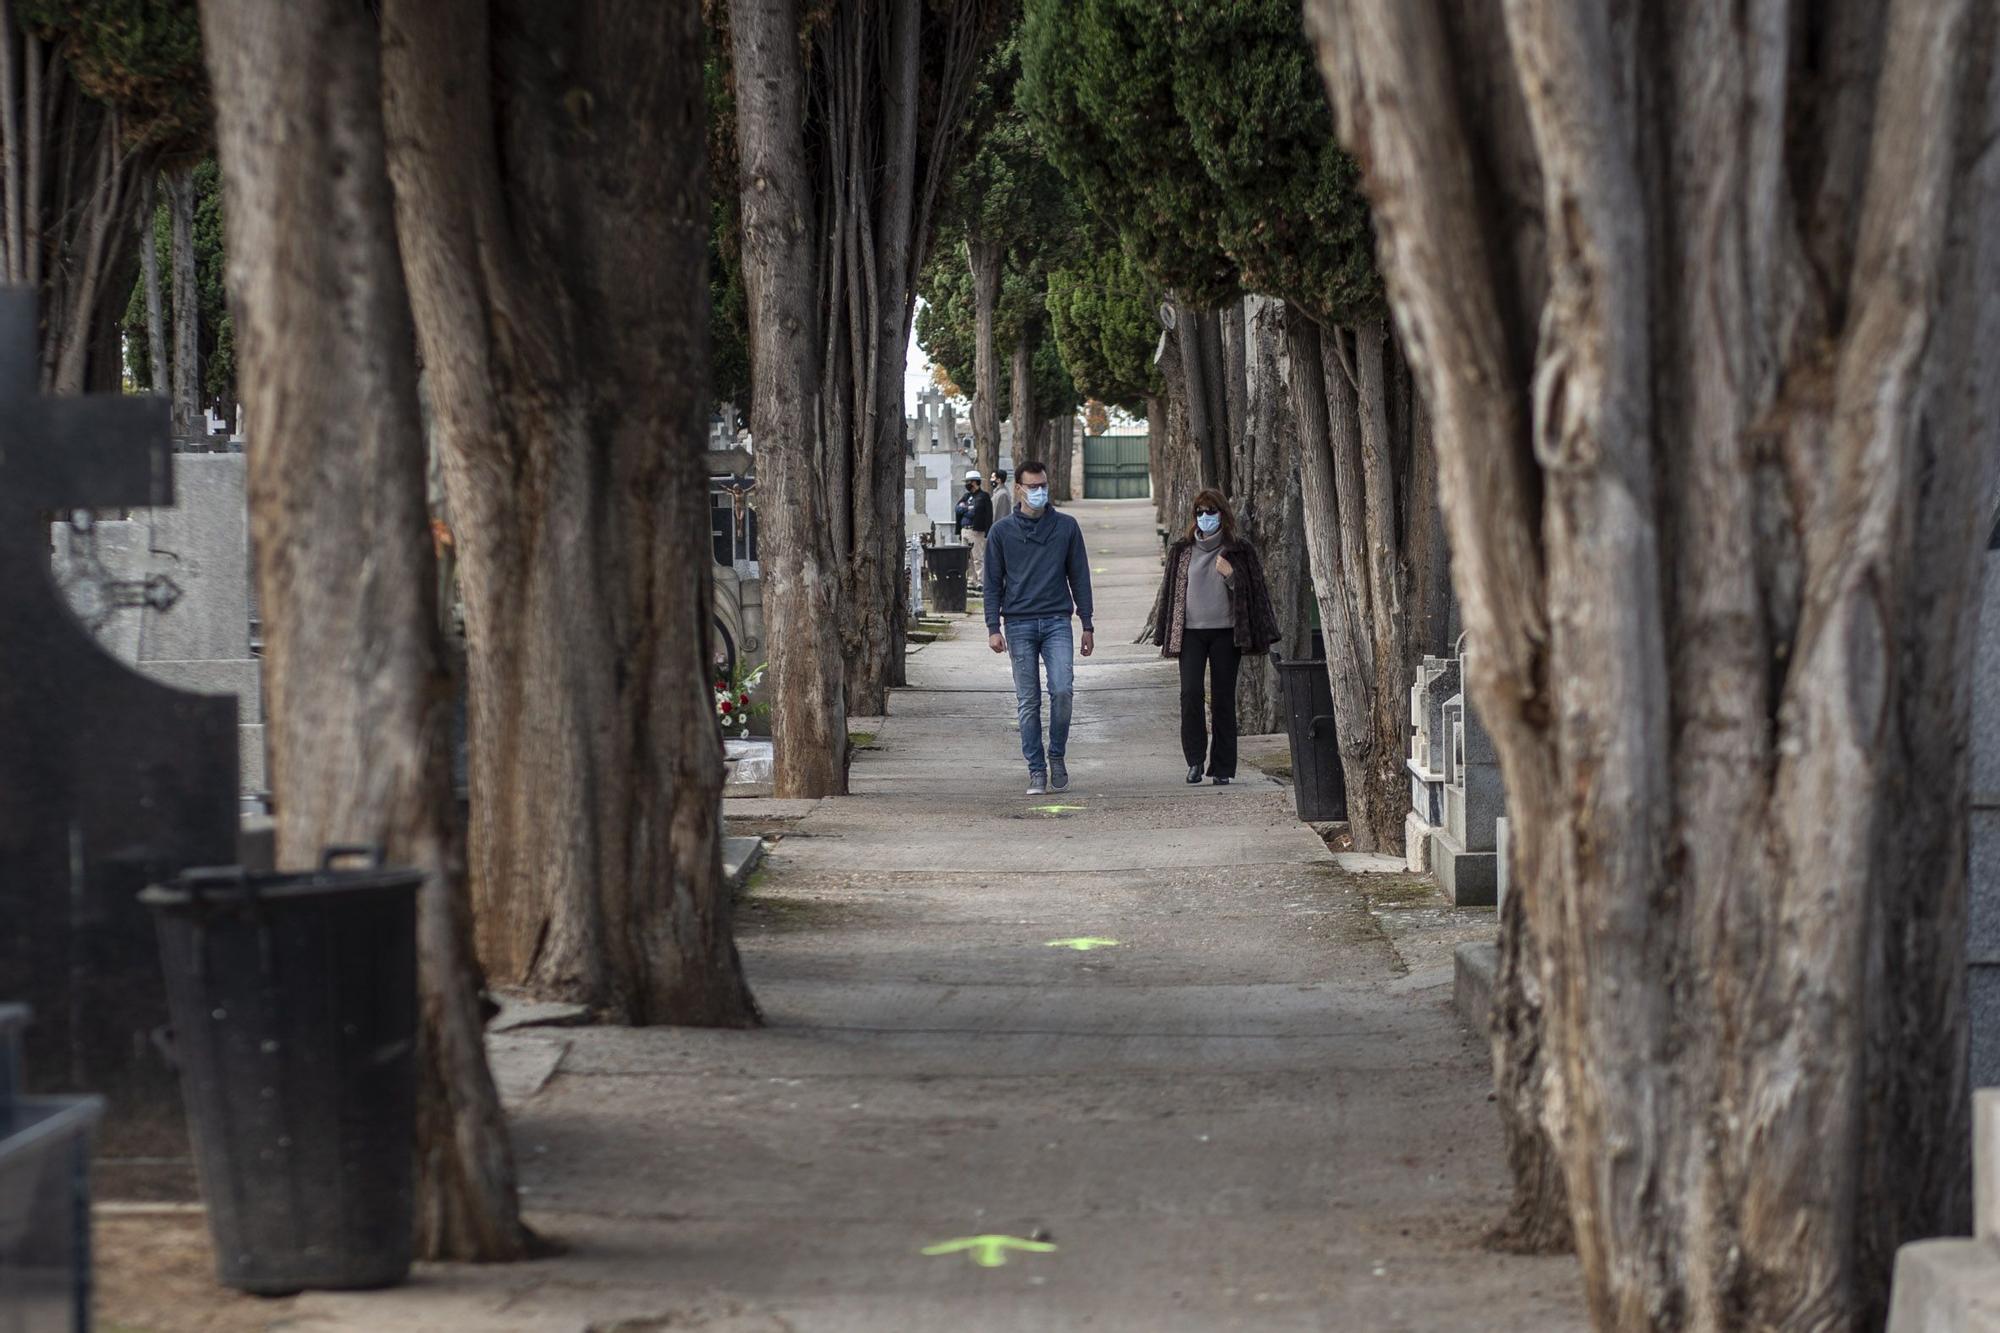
[1211,775,1232,785]
[1187,765,1204,784]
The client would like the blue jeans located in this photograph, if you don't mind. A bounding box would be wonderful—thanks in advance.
[1006,616,1074,774]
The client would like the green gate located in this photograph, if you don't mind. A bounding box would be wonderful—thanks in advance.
[1082,435,1151,499]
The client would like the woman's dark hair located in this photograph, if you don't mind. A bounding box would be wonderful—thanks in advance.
[1185,488,1237,543]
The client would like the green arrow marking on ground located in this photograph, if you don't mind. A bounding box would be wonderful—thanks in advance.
[1046,937,1120,951]
[921,1235,1058,1268]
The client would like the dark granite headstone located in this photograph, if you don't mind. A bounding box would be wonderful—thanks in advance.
[0,288,236,1174]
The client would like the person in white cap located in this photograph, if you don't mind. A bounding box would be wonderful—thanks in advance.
[954,469,993,582]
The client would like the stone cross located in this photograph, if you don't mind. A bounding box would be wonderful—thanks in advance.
[0,288,237,1176]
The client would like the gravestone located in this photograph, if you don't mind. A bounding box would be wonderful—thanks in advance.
[1970,535,2000,1091]
[0,288,238,1185]
[1434,687,1503,906]
[1406,655,1459,872]
[53,451,267,806]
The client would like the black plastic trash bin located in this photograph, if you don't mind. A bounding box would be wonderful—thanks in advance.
[924,543,971,613]
[141,850,421,1296]
[1274,654,1348,822]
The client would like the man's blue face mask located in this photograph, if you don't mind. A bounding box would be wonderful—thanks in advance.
[1024,485,1049,510]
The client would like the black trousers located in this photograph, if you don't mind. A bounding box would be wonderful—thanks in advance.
[1179,626,1241,778]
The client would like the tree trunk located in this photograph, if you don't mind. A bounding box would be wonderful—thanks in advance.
[1168,296,1227,495]
[140,173,165,391]
[1287,311,1392,849]
[813,0,985,715]
[1232,295,1306,733]
[0,8,156,393]
[198,0,528,1261]
[1312,0,2000,1323]
[166,163,199,437]
[730,0,849,800]
[1009,321,1040,488]
[968,236,1003,484]
[381,0,758,1027]
[1145,393,1166,529]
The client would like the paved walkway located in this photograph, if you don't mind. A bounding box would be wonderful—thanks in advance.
[186,499,1581,1331]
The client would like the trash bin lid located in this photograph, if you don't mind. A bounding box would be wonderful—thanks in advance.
[140,854,423,914]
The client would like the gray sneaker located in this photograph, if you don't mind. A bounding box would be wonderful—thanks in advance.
[1049,759,1069,792]
[1026,771,1047,796]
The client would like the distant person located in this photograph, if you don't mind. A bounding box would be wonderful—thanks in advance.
[985,460,1094,796]
[954,470,993,582]
[1152,489,1279,786]
[989,469,1011,522]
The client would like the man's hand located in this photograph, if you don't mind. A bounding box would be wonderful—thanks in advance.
[989,632,1006,654]
[1215,553,1234,579]
[1080,630,1095,657]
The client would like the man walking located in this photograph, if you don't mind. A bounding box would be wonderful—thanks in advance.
[985,460,1094,795]
[955,469,993,583]
[989,469,1011,523]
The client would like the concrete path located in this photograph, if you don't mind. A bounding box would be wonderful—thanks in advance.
[261,500,1583,1331]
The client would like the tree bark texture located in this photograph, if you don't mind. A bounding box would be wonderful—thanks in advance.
[140,173,166,392]
[198,0,528,1262]
[810,0,990,714]
[167,163,199,436]
[1311,0,2000,1324]
[1009,320,1041,488]
[1230,295,1308,733]
[1280,307,1424,853]
[969,235,1003,483]
[729,0,849,800]
[0,1,157,391]
[381,0,758,1027]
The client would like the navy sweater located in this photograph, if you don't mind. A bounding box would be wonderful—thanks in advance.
[983,507,1094,634]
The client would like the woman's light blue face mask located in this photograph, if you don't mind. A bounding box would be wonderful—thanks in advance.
[1024,485,1049,510]
[1196,512,1221,536]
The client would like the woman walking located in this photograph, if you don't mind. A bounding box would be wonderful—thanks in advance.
[1152,489,1280,785]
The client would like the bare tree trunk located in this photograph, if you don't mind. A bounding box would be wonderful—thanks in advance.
[1009,320,1041,484]
[1313,0,2000,1324]
[969,236,1002,481]
[166,163,198,437]
[1145,393,1166,528]
[381,0,757,1027]
[199,0,528,1261]
[1233,296,1305,732]
[139,172,165,391]
[1288,310,1393,848]
[814,0,985,715]
[1168,296,1226,494]
[730,0,849,800]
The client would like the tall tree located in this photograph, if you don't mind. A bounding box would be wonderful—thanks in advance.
[805,0,997,713]
[165,161,196,434]
[729,0,849,800]
[1311,0,2000,1325]
[380,0,757,1025]
[199,0,528,1260]
[1,0,205,391]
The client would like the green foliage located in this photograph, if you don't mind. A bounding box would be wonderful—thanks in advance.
[1018,0,1235,306]
[915,249,977,397]
[1019,0,1379,323]
[20,0,208,154]
[1167,0,1378,322]
[1045,234,1159,412]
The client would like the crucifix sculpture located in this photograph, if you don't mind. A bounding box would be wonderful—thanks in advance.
[0,287,237,1178]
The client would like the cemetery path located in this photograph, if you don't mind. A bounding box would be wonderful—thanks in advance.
[200,500,1583,1332]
